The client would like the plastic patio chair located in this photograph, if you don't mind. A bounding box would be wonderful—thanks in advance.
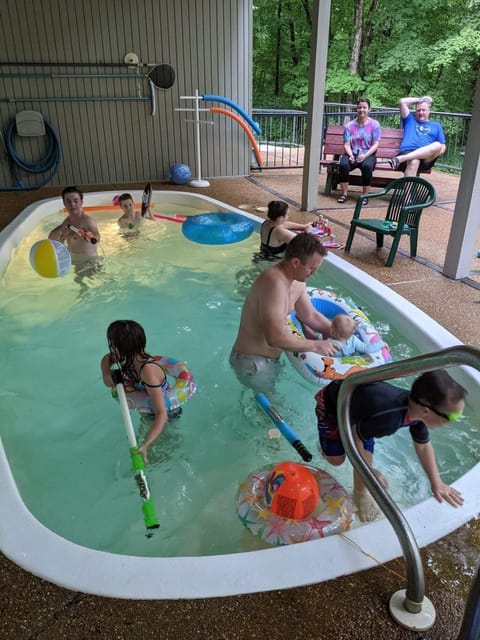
[344,176,437,267]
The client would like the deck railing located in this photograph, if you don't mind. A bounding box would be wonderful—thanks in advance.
[252,103,470,173]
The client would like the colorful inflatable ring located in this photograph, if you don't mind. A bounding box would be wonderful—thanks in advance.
[236,463,354,545]
[181,212,254,245]
[286,287,392,385]
[112,356,196,413]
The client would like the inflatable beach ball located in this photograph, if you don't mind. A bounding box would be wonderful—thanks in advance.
[29,239,71,278]
[169,163,192,185]
[265,461,319,520]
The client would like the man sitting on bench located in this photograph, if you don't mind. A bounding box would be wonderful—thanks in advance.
[389,96,446,176]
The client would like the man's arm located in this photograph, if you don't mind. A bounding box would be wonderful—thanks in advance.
[413,440,463,507]
[259,281,337,356]
[399,95,432,118]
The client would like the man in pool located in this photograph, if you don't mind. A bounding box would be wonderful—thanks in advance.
[315,370,466,522]
[49,185,100,258]
[230,233,338,393]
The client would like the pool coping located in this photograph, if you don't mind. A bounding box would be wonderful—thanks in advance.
[1,190,479,599]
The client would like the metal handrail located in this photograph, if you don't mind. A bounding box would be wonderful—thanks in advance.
[337,345,480,622]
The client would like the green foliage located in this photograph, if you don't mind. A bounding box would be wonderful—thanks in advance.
[253,0,480,113]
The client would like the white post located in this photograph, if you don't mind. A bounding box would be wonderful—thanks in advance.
[177,89,211,188]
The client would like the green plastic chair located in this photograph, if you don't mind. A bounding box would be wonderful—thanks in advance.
[344,176,436,267]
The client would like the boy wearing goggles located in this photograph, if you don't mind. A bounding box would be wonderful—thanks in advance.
[315,369,466,522]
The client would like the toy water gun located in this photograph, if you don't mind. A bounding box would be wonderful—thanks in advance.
[67,224,98,244]
[111,369,160,534]
[255,393,313,462]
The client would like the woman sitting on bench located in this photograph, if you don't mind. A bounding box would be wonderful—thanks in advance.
[336,98,381,204]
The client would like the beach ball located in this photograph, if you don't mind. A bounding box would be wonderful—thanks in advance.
[265,462,319,520]
[29,239,71,278]
[169,163,192,185]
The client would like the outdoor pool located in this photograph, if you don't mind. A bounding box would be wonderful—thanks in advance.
[0,190,478,599]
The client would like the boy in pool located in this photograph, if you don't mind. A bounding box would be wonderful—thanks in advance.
[329,314,386,357]
[117,193,154,230]
[314,369,466,522]
[49,185,100,257]
[101,320,173,464]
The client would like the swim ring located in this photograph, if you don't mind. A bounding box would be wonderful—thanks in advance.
[236,461,354,545]
[112,356,196,413]
[182,212,254,245]
[286,287,391,385]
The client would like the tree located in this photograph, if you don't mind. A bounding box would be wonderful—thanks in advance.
[253,0,480,113]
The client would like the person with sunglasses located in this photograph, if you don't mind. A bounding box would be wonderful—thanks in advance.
[314,369,466,522]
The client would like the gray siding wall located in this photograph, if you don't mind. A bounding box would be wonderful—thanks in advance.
[0,0,252,188]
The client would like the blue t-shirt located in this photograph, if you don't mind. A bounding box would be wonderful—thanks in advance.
[400,112,446,154]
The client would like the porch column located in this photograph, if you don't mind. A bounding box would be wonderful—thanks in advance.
[301,0,331,211]
[444,72,480,279]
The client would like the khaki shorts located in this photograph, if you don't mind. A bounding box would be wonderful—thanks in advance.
[229,348,282,394]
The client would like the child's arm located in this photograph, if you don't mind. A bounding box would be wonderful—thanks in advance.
[413,441,464,506]
[135,364,169,463]
[100,354,114,386]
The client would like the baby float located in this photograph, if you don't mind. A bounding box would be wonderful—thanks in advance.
[236,461,354,545]
[286,287,391,385]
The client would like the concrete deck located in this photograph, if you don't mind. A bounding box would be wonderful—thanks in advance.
[0,170,479,639]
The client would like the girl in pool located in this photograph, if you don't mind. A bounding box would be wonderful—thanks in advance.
[101,320,173,463]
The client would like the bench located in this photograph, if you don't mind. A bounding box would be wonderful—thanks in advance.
[320,124,431,196]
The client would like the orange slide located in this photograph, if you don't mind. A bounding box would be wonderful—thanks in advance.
[210,107,263,167]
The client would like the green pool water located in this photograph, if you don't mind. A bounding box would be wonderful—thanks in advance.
[0,209,477,558]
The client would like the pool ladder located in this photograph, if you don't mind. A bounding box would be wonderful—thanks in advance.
[337,344,480,634]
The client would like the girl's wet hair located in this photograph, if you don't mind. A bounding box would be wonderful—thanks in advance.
[411,370,467,407]
[119,193,134,203]
[107,320,151,379]
[267,200,288,220]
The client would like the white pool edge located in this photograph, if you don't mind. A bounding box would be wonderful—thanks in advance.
[1,190,479,599]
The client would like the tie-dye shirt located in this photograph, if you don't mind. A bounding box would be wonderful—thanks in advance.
[343,117,381,156]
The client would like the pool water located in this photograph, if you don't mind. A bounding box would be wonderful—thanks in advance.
[0,209,477,558]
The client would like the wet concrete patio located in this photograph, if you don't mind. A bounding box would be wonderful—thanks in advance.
[0,169,479,639]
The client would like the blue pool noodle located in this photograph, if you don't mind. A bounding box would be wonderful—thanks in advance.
[201,94,262,135]
[255,393,313,462]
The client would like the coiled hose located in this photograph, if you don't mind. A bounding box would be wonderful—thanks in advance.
[0,117,61,190]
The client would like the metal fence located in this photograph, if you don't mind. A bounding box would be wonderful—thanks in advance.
[252,103,470,173]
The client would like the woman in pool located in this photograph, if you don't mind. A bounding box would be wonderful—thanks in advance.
[254,200,314,262]
[101,320,172,463]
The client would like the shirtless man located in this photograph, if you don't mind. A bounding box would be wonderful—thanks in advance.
[49,186,100,258]
[230,233,338,392]
[389,96,446,177]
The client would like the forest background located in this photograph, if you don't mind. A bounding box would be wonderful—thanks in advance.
[253,0,480,114]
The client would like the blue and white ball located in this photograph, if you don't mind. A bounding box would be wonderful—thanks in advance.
[169,163,192,185]
[29,239,71,278]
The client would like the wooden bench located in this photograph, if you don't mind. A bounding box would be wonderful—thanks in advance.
[320,124,431,196]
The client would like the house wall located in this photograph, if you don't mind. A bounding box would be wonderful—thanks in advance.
[0,0,252,189]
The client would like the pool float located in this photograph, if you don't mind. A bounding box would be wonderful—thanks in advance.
[112,356,196,413]
[182,212,254,245]
[286,287,391,385]
[236,461,354,545]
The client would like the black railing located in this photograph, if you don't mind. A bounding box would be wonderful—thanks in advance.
[252,103,470,173]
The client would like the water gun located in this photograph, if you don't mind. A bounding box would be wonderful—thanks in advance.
[67,224,98,244]
[255,393,313,462]
[111,369,160,534]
